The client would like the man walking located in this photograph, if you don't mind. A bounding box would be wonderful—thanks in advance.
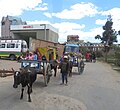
[59,55,69,85]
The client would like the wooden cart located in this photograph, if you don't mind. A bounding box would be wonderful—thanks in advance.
[21,60,52,86]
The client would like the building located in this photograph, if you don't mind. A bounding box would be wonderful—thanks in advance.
[79,42,104,52]
[67,35,79,42]
[10,24,59,44]
[1,15,26,38]
[1,15,59,49]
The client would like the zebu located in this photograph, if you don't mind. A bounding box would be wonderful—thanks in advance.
[13,67,37,102]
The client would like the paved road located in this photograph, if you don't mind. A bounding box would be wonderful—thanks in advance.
[0,60,120,110]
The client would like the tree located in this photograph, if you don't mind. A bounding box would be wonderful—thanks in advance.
[95,15,118,62]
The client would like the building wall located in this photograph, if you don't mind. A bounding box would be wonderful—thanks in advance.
[36,29,58,43]
[57,43,64,58]
[31,39,56,50]
[1,15,26,38]
[36,29,49,41]
[10,24,59,43]
[1,17,11,37]
[31,38,64,59]
[48,30,58,43]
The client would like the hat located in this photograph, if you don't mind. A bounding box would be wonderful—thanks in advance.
[64,55,68,59]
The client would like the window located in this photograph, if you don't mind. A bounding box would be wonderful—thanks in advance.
[16,44,19,48]
[7,43,15,48]
[21,44,27,48]
[1,21,5,25]
[0,44,5,48]
[64,46,80,53]
[65,46,71,53]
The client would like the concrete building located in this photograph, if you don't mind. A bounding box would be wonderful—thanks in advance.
[10,24,59,44]
[1,15,26,38]
[1,15,59,49]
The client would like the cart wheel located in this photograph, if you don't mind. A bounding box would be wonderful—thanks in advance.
[78,62,81,75]
[78,61,84,75]
[43,63,52,86]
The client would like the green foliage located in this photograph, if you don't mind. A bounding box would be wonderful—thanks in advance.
[95,15,118,62]
[95,15,118,47]
[95,51,103,57]
[80,47,87,55]
[114,45,120,66]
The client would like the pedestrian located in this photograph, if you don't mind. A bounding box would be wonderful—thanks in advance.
[85,51,91,62]
[59,55,69,86]
[24,50,29,60]
[92,52,96,63]
[17,53,24,62]
[60,55,63,63]
[28,52,34,60]
[33,51,38,60]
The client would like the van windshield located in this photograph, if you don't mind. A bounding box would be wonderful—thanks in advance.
[64,46,79,53]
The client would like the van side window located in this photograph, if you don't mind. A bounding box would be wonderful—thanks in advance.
[21,44,27,48]
[7,43,15,48]
[0,44,5,48]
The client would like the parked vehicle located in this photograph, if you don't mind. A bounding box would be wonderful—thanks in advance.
[0,39,28,60]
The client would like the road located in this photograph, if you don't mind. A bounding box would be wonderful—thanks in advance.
[0,60,120,110]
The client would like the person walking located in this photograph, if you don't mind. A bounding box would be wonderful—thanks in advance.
[59,55,69,86]
[92,52,96,63]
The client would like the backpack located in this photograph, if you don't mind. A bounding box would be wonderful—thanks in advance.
[61,61,68,73]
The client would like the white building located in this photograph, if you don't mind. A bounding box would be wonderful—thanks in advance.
[1,16,59,48]
[10,24,59,48]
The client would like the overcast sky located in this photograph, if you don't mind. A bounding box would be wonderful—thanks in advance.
[0,0,120,43]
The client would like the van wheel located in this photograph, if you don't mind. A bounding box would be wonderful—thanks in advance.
[10,55,16,61]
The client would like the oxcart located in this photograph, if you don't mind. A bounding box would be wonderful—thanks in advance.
[21,60,52,86]
[63,44,85,75]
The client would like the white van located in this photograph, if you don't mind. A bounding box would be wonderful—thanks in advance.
[0,39,28,60]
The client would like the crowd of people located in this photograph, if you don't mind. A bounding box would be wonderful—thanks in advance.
[17,51,38,62]
[58,52,85,86]
[17,50,96,86]
[85,51,96,62]
[17,49,58,62]
[59,51,96,86]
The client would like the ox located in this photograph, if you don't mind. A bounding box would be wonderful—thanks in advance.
[13,67,37,102]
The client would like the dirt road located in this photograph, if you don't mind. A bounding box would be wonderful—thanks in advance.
[0,60,120,110]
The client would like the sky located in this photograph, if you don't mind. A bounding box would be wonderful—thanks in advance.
[0,0,120,43]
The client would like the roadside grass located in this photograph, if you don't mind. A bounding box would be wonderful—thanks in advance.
[97,57,120,72]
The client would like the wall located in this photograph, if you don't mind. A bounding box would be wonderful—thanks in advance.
[1,18,11,37]
[31,38,64,59]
